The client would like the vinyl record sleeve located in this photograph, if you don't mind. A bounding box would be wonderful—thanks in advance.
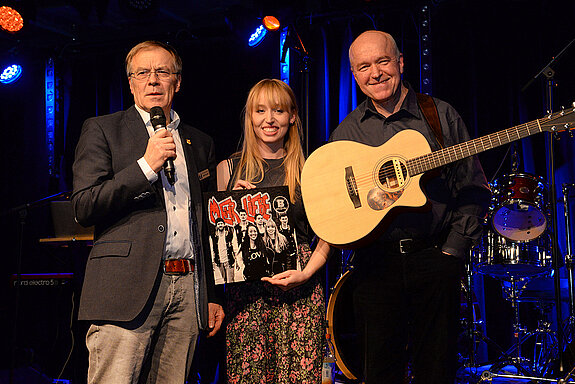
[204,186,300,285]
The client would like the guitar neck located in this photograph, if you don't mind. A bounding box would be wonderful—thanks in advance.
[407,118,544,176]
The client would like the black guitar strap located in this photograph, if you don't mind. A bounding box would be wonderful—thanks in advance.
[416,93,444,149]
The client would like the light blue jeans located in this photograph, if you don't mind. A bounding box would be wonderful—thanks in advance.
[86,272,198,384]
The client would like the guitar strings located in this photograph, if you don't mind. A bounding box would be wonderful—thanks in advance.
[338,110,571,190]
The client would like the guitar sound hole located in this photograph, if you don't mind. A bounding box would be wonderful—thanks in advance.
[378,159,408,190]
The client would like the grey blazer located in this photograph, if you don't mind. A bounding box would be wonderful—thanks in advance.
[71,106,217,329]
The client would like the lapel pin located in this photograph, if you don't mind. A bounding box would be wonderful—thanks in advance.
[198,169,210,180]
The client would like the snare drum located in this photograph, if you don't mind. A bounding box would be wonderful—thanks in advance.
[472,229,551,278]
[491,173,547,242]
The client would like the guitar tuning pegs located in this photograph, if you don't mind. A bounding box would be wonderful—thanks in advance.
[550,125,559,140]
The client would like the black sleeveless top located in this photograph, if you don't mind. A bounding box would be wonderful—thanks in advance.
[226,157,312,246]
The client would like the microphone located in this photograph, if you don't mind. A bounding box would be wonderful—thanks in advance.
[150,106,175,185]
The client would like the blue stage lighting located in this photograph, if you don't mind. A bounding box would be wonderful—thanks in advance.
[0,64,22,84]
[280,27,290,85]
[248,24,267,47]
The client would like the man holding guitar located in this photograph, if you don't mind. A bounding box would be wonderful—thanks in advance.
[267,28,574,382]
[325,30,491,384]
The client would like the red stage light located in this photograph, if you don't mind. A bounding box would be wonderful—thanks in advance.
[262,16,280,32]
[0,6,24,33]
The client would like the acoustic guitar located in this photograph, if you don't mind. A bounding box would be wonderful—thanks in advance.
[301,106,575,248]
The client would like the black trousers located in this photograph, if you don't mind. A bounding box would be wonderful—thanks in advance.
[352,246,463,384]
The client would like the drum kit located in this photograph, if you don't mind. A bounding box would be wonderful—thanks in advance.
[326,173,575,383]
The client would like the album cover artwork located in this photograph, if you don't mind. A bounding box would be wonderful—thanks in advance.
[204,186,300,285]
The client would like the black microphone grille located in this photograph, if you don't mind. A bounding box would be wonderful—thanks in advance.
[150,106,166,126]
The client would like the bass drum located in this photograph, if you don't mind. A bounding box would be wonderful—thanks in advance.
[327,270,481,381]
[326,270,362,381]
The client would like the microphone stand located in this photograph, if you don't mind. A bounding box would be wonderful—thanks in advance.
[1,191,70,383]
[521,36,575,377]
[545,64,566,376]
[563,183,575,369]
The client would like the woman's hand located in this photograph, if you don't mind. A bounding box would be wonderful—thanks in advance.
[233,179,256,190]
[261,270,310,291]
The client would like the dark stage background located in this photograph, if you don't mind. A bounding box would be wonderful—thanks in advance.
[0,0,574,382]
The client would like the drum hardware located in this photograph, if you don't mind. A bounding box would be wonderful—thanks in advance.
[478,369,563,383]
[339,249,355,280]
[473,228,552,279]
[562,183,575,349]
[521,37,575,378]
[457,264,562,384]
[481,277,539,378]
[475,276,560,383]
[459,255,490,370]
[457,260,523,384]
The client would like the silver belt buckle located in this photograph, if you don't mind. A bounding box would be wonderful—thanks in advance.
[162,260,172,275]
[399,239,413,254]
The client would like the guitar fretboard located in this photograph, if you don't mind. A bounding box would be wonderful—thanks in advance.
[407,118,545,176]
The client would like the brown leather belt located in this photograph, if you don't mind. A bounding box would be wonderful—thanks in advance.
[163,259,194,275]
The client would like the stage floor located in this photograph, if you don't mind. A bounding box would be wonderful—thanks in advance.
[332,364,575,384]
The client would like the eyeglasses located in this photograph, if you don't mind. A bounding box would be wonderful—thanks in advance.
[129,69,180,81]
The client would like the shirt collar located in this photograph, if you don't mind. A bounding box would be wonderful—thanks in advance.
[134,104,180,131]
[359,82,421,122]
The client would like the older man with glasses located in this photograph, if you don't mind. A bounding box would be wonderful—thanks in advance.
[71,40,224,383]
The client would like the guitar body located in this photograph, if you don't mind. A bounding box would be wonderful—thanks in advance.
[301,129,431,248]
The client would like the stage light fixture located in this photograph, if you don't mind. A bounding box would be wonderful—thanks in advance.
[263,16,280,32]
[248,24,267,47]
[248,16,280,47]
[0,64,22,84]
[0,6,24,33]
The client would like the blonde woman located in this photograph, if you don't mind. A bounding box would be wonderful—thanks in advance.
[263,219,291,275]
[216,79,332,383]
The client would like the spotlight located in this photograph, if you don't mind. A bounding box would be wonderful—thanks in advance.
[0,6,24,33]
[248,16,280,47]
[262,16,280,32]
[248,24,267,47]
[0,64,23,84]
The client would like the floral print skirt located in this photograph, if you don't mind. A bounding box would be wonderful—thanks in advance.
[225,243,325,384]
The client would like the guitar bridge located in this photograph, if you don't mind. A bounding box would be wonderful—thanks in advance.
[345,166,361,208]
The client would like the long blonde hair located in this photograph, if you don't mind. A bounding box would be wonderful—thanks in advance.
[232,79,305,202]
